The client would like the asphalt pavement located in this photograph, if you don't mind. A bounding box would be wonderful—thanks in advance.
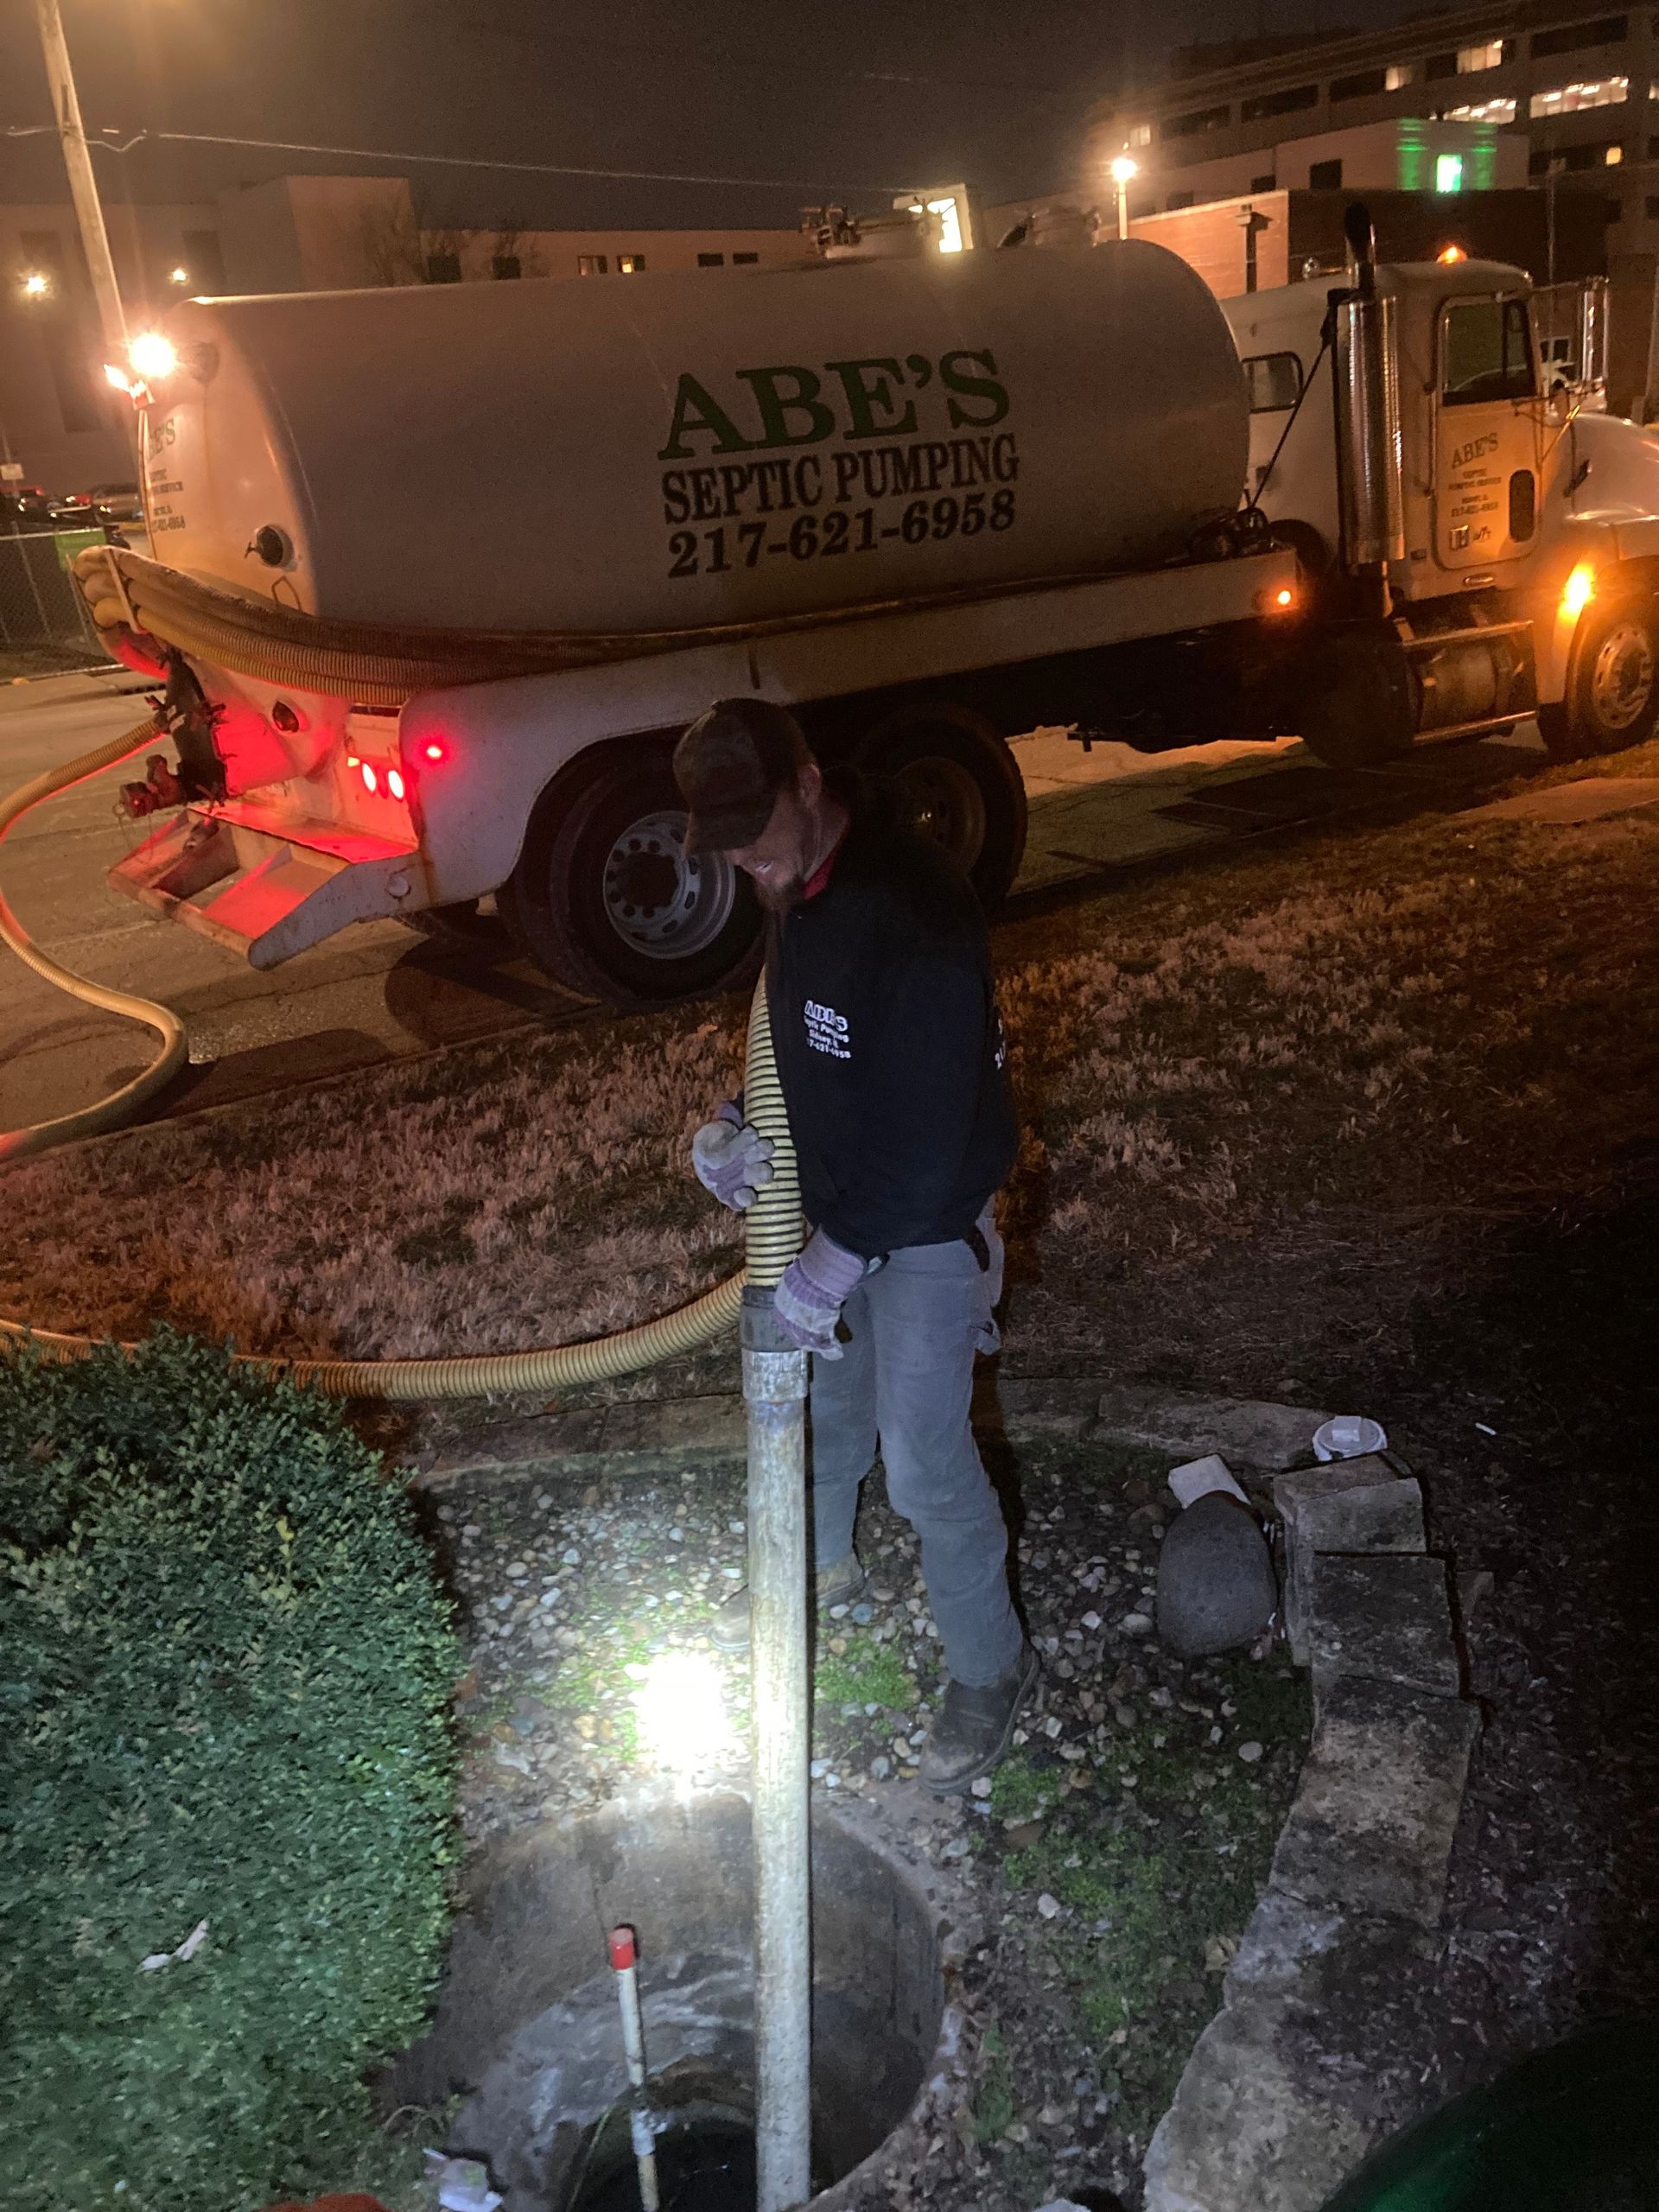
[0,670,1547,1140]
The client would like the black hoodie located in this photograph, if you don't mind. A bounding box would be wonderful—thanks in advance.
[765,801,1017,1261]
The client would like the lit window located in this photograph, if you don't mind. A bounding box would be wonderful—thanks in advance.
[1457,38,1504,71]
[925,195,964,252]
[1442,95,1518,121]
[576,253,608,275]
[1128,121,1152,146]
[1607,141,1625,160]
[1529,74,1629,114]
[1437,152,1465,190]
[1386,62,1414,89]
[618,253,646,272]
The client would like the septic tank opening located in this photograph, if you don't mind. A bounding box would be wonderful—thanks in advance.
[384,1790,949,2212]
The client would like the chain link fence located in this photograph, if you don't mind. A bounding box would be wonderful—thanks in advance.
[0,529,116,677]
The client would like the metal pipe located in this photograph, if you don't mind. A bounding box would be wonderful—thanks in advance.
[609,1927,661,2212]
[740,983,812,2212]
[742,1293,812,2212]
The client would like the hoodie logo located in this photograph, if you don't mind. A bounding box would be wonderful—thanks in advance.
[804,999,851,1060]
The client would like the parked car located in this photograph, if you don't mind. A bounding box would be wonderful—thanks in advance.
[47,489,95,524]
[0,485,54,532]
[88,481,143,525]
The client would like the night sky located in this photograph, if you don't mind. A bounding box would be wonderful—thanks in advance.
[2,0,1426,232]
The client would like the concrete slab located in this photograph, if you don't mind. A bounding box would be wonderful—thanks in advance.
[1274,1459,1426,1662]
[1465,774,1659,824]
[1094,1387,1331,1470]
[1268,1675,1478,1926]
[1304,1554,1462,1699]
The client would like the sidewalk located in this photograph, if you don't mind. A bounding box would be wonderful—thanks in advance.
[0,665,152,715]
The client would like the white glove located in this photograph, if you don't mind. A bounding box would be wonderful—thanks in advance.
[691,1101,774,1211]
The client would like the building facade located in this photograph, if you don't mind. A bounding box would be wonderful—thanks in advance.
[1086,0,1651,257]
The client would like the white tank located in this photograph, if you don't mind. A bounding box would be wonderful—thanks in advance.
[139,241,1249,635]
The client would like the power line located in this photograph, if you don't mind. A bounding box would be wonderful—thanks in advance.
[6,123,896,195]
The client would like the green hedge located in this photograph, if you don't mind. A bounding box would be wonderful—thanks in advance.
[0,1334,459,2212]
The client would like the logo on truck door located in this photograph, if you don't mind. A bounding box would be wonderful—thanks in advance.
[658,349,1020,579]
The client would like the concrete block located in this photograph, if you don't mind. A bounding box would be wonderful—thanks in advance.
[1273,1459,1423,1662]
[1305,1554,1461,1698]
[601,1395,745,1458]
[1269,1675,1478,1926]
[1093,1388,1332,1471]
[1145,1902,1446,2212]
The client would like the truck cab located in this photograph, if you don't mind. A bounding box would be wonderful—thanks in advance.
[1227,256,1659,762]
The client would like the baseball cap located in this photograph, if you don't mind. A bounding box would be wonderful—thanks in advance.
[674,697,811,855]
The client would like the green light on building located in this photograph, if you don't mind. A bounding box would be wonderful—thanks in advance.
[1436,152,1465,193]
[1397,124,1429,190]
[1470,126,1497,188]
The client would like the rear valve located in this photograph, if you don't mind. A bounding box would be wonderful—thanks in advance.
[119,753,184,818]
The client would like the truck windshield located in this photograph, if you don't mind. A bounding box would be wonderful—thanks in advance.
[1441,298,1535,406]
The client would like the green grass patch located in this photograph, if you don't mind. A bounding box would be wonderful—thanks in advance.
[988,1748,1059,1822]
[997,1656,1311,2138]
[814,1630,915,1712]
[972,2022,1017,2145]
[0,1333,460,2212]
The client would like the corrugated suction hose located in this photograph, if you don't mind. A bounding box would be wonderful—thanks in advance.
[0,714,799,1395]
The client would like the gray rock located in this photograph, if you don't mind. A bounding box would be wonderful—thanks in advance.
[1155,1493,1278,1658]
[1269,1675,1478,1925]
[1095,1387,1332,1471]
[1305,1554,1462,1698]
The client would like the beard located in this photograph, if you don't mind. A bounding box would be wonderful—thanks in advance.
[752,871,805,914]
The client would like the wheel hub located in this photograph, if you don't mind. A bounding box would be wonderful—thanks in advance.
[600,810,735,959]
[1590,620,1656,732]
[890,754,988,869]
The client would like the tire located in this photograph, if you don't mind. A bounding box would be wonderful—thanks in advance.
[1539,594,1659,761]
[1297,627,1415,771]
[855,703,1028,906]
[505,746,760,1006]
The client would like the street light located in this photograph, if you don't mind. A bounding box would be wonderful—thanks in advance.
[1109,155,1139,242]
[20,270,52,301]
[168,266,189,287]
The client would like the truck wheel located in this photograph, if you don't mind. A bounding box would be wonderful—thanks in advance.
[506,747,760,1006]
[1297,629,1415,770]
[1540,595,1659,760]
[856,705,1027,906]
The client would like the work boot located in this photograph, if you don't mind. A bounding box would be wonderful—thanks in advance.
[709,1553,868,1654]
[916,1643,1040,1796]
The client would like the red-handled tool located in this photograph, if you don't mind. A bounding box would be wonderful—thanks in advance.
[609,1925,661,2211]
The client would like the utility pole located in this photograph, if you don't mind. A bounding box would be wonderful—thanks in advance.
[34,0,128,361]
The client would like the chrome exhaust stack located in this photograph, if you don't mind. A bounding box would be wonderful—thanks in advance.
[1332,202,1405,620]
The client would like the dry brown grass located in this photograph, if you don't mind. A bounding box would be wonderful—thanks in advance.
[3,745,1656,1376]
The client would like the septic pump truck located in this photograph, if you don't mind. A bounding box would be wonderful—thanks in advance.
[86,204,1659,1013]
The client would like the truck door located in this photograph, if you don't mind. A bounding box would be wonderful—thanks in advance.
[1433,293,1542,571]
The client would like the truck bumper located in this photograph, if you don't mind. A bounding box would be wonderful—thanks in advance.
[109,805,425,968]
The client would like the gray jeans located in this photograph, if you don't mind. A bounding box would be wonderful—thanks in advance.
[808,1211,1022,1688]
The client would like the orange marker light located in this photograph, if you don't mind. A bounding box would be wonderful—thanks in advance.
[1438,244,1467,264]
[1561,563,1596,619]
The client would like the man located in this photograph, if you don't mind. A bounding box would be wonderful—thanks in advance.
[677,696,1036,1794]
